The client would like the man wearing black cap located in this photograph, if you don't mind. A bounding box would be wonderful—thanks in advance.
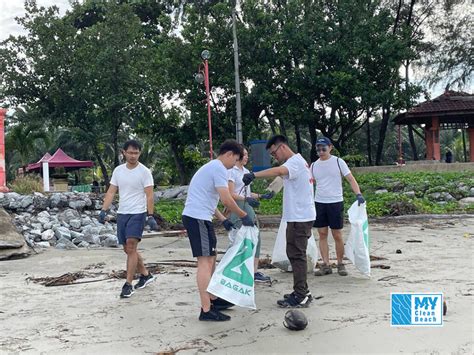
[311,137,365,276]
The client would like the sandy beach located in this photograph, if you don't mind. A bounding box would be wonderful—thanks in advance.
[1,217,473,355]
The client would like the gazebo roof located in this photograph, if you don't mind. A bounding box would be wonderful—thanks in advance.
[393,91,474,127]
[26,149,94,171]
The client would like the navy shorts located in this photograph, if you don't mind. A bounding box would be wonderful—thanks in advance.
[182,215,217,257]
[313,202,344,230]
[116,213,146,245]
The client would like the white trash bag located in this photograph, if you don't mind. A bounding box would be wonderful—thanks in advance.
[207,226,259,309]
[271,220,319,273]
[344,201,371,277]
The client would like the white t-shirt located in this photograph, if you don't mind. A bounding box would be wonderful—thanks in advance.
[281,154,316,222]
[228,166,251,197]
[110,163,154,214]
[183,159,229,221]
[311,155,351,203]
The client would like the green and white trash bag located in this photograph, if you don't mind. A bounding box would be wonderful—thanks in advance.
[207,226,259,309]
[344,201,371,277]
[271,220,319,273]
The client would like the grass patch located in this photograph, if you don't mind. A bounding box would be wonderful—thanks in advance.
[155,172,474,223]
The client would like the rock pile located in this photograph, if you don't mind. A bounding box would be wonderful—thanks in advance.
[1,192,119,250]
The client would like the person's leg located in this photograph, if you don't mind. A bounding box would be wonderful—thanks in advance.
[196,255,216,312]
[314,202,330,266]
[136,253,149,276]
[331,229,344,264]
[317,227,330,265]
[328,202,347,276]
[286,222,309,297]
[125,238,139,284]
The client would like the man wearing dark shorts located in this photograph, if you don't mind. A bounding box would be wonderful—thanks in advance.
[99,140,158,298]
[182,139,254,322]
[242,135,316,308]
[310,137,365,276]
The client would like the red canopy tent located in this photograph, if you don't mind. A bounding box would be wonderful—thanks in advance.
[26,149,94,171]
[26,149,94,192]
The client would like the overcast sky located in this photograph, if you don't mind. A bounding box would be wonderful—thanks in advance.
[0,0,450,97]
[0,0,71,41]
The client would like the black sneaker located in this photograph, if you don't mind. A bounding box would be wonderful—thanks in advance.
[134,273,155,290]
[254,271,271,283]
[277,292,312,308]
[199,306,231,321]
[211,297,235,310]
[283,291,312,300]
[120,282,134,298]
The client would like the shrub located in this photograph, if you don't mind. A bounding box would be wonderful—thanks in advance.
[10,175,43,194]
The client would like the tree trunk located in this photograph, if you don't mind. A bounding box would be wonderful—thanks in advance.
[169,140,187,185]
[93,148,110,187]
[279,117,287,137]
[111,117,120,168]
[308,119,318,162]
[408,125,418,160]
[366,110,372,165]
[376,106,391,165]
[295,123,302,153]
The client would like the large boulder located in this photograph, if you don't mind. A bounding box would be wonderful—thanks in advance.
[0,208,32,260]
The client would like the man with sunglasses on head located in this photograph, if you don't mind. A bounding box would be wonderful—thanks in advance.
[310,137,365,277]
[242,135,315,308]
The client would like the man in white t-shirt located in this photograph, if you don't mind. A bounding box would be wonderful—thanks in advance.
[99,140,158,299]
[182,139,254,322]
[310,137,365,277]
[243,135,315,308]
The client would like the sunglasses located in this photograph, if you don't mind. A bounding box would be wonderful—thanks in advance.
[316,146,328,152]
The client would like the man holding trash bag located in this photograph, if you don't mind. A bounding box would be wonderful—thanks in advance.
[182,139,254,322]
[310,137,365,276]
[243,135,316,308]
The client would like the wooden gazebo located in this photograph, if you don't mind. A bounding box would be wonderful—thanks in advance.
[393,91,474,162]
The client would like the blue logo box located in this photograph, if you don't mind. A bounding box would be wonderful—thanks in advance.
[391,293,443,326]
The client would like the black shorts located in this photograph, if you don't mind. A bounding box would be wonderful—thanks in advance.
[313,202,344,230]
[116,213,146,245]
[182,215,217,257]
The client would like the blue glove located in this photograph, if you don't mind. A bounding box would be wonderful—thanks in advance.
[242,172,255,186]
[223,219,235,231]
[356,194,365,206]
[260,191,275,200]
[98,210,107,224]
[241,214,254,227]
[245,197,260,208]
[146,215,159,230]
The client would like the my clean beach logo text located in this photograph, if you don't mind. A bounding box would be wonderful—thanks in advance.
[391,293,443,326]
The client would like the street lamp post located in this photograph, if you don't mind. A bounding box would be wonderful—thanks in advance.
[195,50,213,159]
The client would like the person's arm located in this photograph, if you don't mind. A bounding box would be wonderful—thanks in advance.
[228,180,245,201]
[217,187,247,218]
[214,209,227,222]
[254,166,289,179]
[344,173,361,195]
[101,184,118,211]
[144,186,155,215]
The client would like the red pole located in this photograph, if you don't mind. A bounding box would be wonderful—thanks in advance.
[204,59,213,159]
[0,108,9,192]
